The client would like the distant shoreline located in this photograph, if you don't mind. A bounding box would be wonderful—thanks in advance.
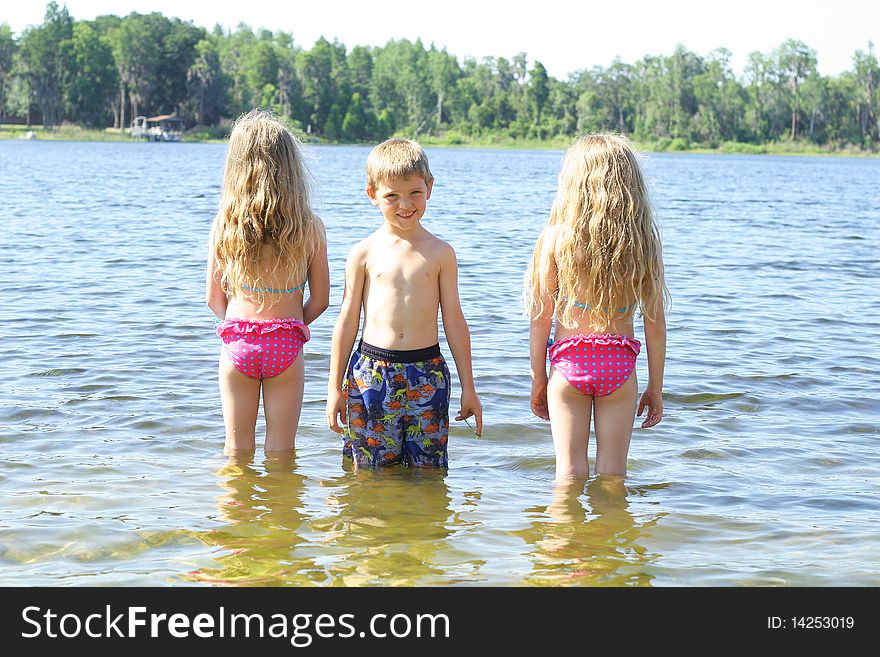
[2,123,877,158]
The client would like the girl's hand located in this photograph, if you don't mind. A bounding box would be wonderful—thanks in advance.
[530,378,549,420]
[637,388,663,428]
[326,390,347,433]
[456,390,483,437]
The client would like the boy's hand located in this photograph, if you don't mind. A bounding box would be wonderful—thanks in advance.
[637,387,663,428]
[326,389,347,433]
[456,390,483,437]
[530,378,549,420]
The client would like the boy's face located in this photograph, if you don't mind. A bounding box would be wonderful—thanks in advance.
[367,175,433,232]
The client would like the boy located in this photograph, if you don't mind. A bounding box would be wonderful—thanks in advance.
[326,138,482,468]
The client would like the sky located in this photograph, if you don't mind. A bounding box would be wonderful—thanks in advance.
[4,0,878,80]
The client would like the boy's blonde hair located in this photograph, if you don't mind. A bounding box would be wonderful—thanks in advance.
[366,138,434,191]
[526,133,669,329]
[209,109,321,310]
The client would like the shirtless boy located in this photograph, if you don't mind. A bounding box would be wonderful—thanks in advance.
[326,138,482,468]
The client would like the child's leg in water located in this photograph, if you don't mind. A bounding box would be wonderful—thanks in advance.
[547,369,593,480]
[547,369,638,478]
[592,372,637,476]
[218,350,260,453]
[261,353,305,453]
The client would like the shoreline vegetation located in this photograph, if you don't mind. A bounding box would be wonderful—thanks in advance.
[2,3,878,157]
[1,122,876,157]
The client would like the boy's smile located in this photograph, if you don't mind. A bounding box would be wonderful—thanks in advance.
[367,175,433,232]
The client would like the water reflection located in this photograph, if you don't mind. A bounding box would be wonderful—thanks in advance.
[515,477,662,586]
[309,467,453,585]
[183,452,317,585]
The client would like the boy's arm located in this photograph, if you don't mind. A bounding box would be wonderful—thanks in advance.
[205,227,227,320]
[529,237,556,420]
[438,244,482,436]
[303,217,330,325]
[326,241,367,433]
[637,287,666,428]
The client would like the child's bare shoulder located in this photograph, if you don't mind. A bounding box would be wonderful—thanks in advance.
[422,231,456,264]
[347,232,378,262]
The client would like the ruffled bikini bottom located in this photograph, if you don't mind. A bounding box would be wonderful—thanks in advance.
[216,317,310,380]
[548,333,641,397]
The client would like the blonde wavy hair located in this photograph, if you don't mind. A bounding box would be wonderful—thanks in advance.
[209,109,320,310]
[525,133,669,329]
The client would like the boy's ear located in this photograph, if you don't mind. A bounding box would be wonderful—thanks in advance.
[366,184,380,206]
[426,179,434,200]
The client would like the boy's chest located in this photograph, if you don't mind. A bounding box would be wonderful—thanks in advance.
[366,250,439,287]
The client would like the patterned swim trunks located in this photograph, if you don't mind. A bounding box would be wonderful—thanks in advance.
[343,341,451,468]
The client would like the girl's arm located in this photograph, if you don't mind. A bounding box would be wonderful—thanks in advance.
[637,285,667,428]
[326,241,367,433]
[528,238,556,420]
[303,218,330,325]
[439,244,482,436]
[205,231,228,320]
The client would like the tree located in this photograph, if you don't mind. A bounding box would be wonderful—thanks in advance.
[596,59,634,133]
[274,32,301,123]
[217,24,258,115]
[342,91,376,141]
[744,51,770,141]
[851,42,879,145]
[243,38,279,99]
[543,77,577,136]
[19,2,73,128]
[348,45,373,99]
[799,73,827,142]
[526,60,549,132]
[108,13,169,125]
[776,39,817,140]
[158,19,205,118]
[0,24,17,121]
[298,37,335,134]
[665,45,703,141]
[692,49,745,142]
[187,37,225,125]
[428,45,460,130]
[821,74,860,144]
[66,21,117,128]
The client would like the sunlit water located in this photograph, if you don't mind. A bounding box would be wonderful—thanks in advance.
[1,141,878,586]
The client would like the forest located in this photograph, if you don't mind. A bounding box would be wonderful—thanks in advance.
[1,2,878,150]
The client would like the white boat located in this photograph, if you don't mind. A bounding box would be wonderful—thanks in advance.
[130,115,183,142]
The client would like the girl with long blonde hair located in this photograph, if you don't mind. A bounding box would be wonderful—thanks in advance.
[526,134,668,480]
[206,109,329,454]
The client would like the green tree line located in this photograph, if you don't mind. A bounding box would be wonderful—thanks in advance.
[1,2,878,149]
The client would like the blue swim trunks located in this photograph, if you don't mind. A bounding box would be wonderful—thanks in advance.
[343,341,451,468]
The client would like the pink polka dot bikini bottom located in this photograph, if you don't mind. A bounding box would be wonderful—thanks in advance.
[548,333,641,397]
[216,317,310,380]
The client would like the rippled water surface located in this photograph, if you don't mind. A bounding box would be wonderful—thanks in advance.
[1,141,878,586]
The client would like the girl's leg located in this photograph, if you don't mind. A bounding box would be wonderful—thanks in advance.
[592,372,638,475]
[218,350,261,454]
[546,368,593,480]
[261,352,305,454]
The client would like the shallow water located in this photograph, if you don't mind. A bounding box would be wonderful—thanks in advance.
[1,141,878,586]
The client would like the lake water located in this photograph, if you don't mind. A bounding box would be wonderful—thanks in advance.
[1,140,878,586]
